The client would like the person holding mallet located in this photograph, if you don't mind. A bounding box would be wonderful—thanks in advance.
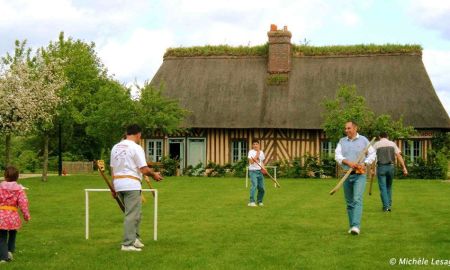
[247,141,266,207]
[110,124,163,251]
[335,121,376,235]
[373,131,408,212]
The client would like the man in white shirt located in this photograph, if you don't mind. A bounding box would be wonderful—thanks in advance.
[373,132,408,212]
[110,124,163,251]
[335,121,376,235]
[247,141,266,207]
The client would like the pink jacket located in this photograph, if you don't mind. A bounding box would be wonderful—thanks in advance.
[0,181,30,230]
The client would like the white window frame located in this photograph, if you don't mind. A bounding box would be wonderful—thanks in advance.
[147,139,163,162]
[321,141,336,157]
[403,140,422,162]
[231,140,248,163]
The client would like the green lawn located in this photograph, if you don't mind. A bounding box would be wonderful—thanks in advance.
[2,175,450,270]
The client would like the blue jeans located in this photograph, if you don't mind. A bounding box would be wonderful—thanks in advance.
[343,174,366,229]
[377,164,395,210]
[249,170,265,203]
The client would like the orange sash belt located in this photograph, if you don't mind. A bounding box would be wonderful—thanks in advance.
[0,206,18,211]
[112,175,141,181]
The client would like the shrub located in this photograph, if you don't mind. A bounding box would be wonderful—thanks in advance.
[16,150,40,173]
[183,163,205,176]
[231,158,248,177]
[321,155,337,178]
[269,154,336,179]
[160,156,179,176]
[397,156,447,179]
[205,161,226,177]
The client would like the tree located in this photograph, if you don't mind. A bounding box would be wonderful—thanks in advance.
[322,85,415,142]
[0,40,65,170]
[44,32,108,160]
[0,40,37,166]
[32,49,66,181]
[85,79,136,159]
[134,82,188,135]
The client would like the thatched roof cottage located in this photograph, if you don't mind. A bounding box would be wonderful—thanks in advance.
[147,25,449,170]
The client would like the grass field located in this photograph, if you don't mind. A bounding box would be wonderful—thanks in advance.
[2,175,450,270]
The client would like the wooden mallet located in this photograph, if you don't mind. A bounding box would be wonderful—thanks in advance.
[251,157,281,188]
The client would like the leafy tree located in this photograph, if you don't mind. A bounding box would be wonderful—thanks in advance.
[85,79,136,159]
[322,85,415,142]
[44,32,107,160]
[134,82,188,135]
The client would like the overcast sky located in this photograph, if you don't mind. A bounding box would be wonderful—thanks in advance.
[1,0,449,115]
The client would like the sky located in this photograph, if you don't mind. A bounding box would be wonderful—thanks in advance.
[1,0,449,115]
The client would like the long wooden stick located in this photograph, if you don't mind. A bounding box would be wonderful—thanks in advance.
[368,163,376,195]
[144,176,156,198]
[96,160,125,212]
[329,137,376,195]
[251,157,281,188]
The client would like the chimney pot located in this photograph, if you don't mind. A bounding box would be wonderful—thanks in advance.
[267,24,292,74]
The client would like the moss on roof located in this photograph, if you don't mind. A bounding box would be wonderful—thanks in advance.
[164,43,422,57]
[164,44,268,58]
[293,44,422,56]
[164,43,422,58]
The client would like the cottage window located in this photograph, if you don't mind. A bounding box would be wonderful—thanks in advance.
[232,140,248,163]
[147,139,163,162]
[321,141,336,157]
[403,140,422,162]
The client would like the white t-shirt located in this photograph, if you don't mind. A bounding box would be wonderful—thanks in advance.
[110,139,147,192]
[248,149,265,171]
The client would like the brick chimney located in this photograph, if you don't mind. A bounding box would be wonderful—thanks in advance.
[267,24,292,73]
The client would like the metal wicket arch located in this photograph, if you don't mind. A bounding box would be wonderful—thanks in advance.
[85,189,158,241]
[245,166,278,188]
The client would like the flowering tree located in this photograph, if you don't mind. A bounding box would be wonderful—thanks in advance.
[0,40,65,173]
[33,50,66,180]
[0,61,36,166]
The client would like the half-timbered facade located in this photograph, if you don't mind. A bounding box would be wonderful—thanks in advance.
[146,25,450,169]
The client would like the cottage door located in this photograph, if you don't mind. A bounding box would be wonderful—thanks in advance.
[168,138,185,170]
[187,138,206,167]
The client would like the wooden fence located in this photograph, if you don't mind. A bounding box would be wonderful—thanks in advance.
[62,161,93,174]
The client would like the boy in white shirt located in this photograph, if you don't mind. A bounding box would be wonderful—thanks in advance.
[247,141,266,207]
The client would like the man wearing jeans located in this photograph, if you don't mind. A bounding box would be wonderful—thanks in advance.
[110,124,163,251]
[335,121,376,235]
[247,141,265,207]
[373,132,408,212]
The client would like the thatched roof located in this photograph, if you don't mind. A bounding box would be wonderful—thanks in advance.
[150,54,450,129]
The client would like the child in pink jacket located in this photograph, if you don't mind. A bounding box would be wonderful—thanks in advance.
[0,166,30,263]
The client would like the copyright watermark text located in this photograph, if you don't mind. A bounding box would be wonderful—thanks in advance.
[389,258,450,266]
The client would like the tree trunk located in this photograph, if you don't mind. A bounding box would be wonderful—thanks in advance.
[5,134,11,166]
[42,133,49,181]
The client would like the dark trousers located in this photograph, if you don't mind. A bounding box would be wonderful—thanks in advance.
[0,230,17,260]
